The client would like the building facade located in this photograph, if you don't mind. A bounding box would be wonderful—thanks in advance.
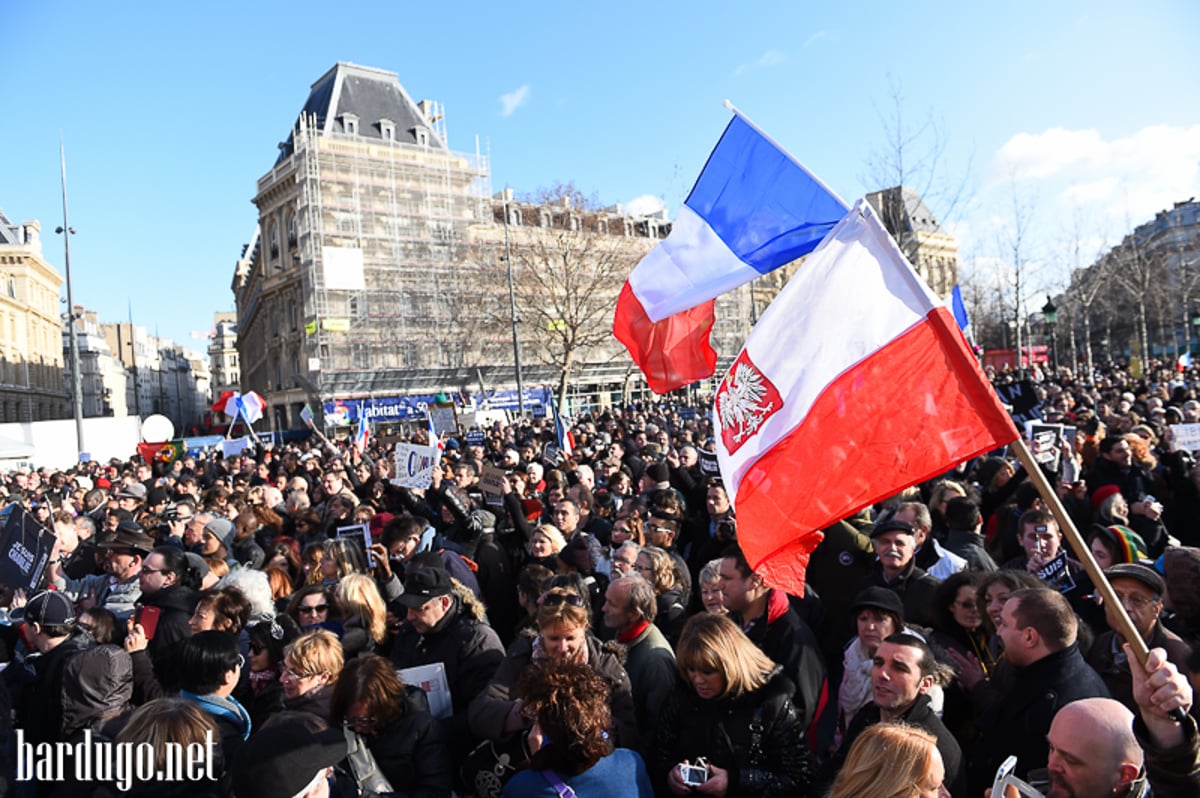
[208,311,240,395]
[865,186,959,298]
[236,63,710,430]
[65,308,129,417]
[101,321,209,431]
[0,213,68,422]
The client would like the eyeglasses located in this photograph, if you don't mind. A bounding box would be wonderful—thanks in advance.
[235,655,245,670]
[140,567,169,576]
[282,665,313,680]
[249,643,265,655]
[537,592,587,608]
[298,604,329,615]
[952,601,978,610]
[344,716,378,732]
[1114,592,1158,609]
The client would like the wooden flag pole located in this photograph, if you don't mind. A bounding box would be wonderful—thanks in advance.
[1008,436,1188,724]
[1010,436,1148,660]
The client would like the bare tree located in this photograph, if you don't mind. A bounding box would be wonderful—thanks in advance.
[1106,219,1166,368]
[508,224,646,413]
[996,179,1039,375]
[864,77,974,238]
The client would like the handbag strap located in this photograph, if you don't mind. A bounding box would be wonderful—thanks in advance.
[540,769,579,798]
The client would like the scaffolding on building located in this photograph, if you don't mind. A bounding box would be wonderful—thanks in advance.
[288,106,492,392]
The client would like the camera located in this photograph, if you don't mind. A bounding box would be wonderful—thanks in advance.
[678,763,709,787]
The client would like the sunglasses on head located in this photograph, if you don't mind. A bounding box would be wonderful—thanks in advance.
[538,592,586,608]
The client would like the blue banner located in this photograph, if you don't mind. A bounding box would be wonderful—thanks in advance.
[323,389,547,427]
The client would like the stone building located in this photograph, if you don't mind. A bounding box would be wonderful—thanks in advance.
[866,186,959,298]
[235,62,696,430]
[0,212,68,422]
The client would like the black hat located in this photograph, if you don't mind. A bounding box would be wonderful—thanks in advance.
[97,523,155,555]
[1105,563,1165,597]
[396,567,454,608]
[11,590,76,627]
[232,722,347,798]
[850,586,905,620]
[870,519,915,539]
[646,462,670,485]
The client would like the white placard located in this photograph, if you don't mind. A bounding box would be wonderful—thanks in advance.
[1170,423,1200,453]
[391,443,442,489]
[397,662,452,720]
[322,246,366,291]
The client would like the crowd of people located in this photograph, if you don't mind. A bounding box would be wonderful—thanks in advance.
[0,364,1198,797]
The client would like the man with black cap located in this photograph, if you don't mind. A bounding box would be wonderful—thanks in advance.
[1086,563,1193,713]
[114,482,147,515]
[857,518,941,628]
[12,590,95,748]
[389,566,504,754]
[49,520,153,621]
[233,719,347,798]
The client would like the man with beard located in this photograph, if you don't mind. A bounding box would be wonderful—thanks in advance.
[49,522,153,621]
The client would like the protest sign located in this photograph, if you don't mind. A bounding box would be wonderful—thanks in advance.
[1170,423,1200,453]
[465,430,486,446]
[994,380,1043,425]
[542,444,562,466]
[0,506,55,593]
[391,443,442,489]
[397,663,452,720]
[1026,422,1064,473]
[336,523,374,568]
[1035,551,1076,594]
[429,405,458,437]
[478,463,507,509]
[699,449,721,477]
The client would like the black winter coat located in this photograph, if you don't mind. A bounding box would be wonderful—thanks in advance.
[363,686,453,798]
[650,667,816,798]
[968,643,1110,796]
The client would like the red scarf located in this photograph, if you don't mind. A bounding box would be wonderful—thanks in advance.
[618,619,650,645]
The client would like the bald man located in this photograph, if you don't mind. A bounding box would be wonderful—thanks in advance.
[1046,699,1142,797]
[1038,647,1198,798]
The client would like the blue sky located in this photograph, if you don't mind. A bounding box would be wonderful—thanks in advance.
[3,1,1198,352]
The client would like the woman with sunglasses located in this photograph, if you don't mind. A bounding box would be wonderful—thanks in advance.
[279,629,344,724]
[245,615,302,729]
[468,587,637,751]
[285,584,342,634]
[330,654,453,797]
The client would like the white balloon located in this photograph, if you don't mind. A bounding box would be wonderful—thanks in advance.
[141,414,176,443]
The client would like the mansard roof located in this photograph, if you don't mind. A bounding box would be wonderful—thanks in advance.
[275,62,446,163]
[865,186,945,236]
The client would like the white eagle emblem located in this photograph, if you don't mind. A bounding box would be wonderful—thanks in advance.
[717,360,776,447]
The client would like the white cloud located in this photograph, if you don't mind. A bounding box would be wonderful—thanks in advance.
[984,123,1200,227]
[734,50,786,77]
[499,85,530,117]
[803,31,830,48]
[625,194,667,217]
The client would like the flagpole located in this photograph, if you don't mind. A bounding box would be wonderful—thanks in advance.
[1009,436,1187,721]
[722,100,850,212]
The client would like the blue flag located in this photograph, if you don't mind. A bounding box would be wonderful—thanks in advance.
[950,285,970,333]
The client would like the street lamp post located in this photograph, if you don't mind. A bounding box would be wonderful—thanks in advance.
[502,196,525,416]
[1042,297,1058,373]
[56,138,84,457]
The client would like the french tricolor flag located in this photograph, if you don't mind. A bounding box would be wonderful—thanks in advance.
[716,200,1018,595]
[354,413,370,449]
[614,112,848,394]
